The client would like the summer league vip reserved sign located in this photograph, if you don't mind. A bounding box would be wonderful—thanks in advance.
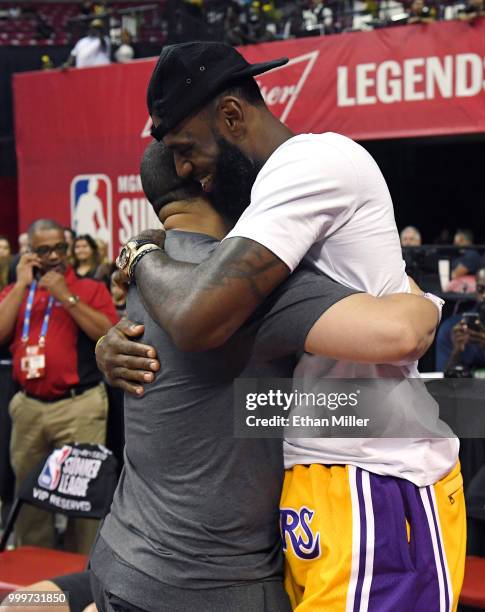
[23,443,117,518]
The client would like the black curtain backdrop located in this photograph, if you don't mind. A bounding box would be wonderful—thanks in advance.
[362,136,485,244]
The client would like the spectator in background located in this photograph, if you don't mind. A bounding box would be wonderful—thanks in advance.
[452,228,481,279]
[224,2,245,45]
[73,234,100,279]
[0,236,12,292]
[63,19,111,69]
[299,0,332,36]
[406,0,435,23]
[18,232,29,255]
[115,29,135,63]
[95,237,109,264]
[458,0,485,21]
[436,268,485,372]
[80,1,96,17]
[400,225,422,246]
[64,227,76,262]
[8,233,29,284]
[0,219,117,553]
[74,235,113,287]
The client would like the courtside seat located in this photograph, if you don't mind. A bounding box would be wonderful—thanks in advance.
[0,547,87,599]
[0,443,117,598]
[460,556,485,609]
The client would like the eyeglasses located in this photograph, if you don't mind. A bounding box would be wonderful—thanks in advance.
[33,242,68,257]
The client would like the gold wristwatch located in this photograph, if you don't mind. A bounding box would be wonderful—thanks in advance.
[116,240,161,279]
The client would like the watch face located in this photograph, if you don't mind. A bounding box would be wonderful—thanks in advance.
[116,247,130,270]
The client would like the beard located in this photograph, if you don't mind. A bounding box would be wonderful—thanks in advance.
[210,137,263,225]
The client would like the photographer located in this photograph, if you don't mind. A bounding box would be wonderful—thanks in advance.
[436,268,485,373]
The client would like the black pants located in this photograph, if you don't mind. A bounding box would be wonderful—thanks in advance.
[90,570,292,612]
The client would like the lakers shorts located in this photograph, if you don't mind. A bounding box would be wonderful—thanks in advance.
[280,463,466,612]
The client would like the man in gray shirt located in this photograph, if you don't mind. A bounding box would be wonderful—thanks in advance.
[91,143,439,612]
[90,143,357,612]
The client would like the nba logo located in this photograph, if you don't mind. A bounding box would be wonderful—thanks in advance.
[71,174,113,259]
[38,445,72,491]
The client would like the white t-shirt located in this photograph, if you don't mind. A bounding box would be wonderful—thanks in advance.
[115,43,134,63]
[71,35,111,68]
[224,132,458,487]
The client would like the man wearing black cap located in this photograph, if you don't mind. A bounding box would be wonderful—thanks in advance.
[116,42,464,611]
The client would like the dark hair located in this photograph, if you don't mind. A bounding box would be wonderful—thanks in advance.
[218,77,265,106]
[27,219,64,243]
[64,227,76,239]
[140,141,201,215]
[73,234,99,270]
[0,235,10,245]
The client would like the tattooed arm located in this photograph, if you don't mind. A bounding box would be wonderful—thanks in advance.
[135,237,289,351]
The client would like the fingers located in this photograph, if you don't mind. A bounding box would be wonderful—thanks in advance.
[467,329,485,342]
[116,318,145,338]
[110,366,155,384]
[131,230,166,249]
[110,335,156,359]
[111,269,129,290]
[115,355,160,372]
[108,377,145,396]
[111,321,157,358]
[19,253,41,267]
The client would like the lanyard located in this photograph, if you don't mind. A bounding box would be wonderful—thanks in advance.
[21,281,55,347]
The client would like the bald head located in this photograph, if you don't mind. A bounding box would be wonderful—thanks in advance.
[140,141,201,216]
[400,226,421,247]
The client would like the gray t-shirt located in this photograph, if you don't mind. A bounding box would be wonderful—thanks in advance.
[91,230,356,603]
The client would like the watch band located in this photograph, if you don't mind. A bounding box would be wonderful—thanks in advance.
[116,241,160,275]
[129,245,162,279]
[65,294,80,308]
[130,238,159,249]
[423,292,445,323]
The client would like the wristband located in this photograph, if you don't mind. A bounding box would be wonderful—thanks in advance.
[423,292,445,324]
[95,334,106,354]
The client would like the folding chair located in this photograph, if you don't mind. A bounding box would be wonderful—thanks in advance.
[0,443,117,598]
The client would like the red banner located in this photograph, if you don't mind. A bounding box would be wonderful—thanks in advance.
[14,19,485,256]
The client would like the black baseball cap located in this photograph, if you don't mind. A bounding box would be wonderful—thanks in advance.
[147,41,288,139]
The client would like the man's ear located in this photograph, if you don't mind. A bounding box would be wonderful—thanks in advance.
[216,96,246,139]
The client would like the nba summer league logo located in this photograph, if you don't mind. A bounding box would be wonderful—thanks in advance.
[70,174,113,259]
[38,445,72,491]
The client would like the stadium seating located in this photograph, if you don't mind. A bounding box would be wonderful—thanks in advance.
[0,2,165,46]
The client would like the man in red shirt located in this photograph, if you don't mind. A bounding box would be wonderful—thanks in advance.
[0,219,118,554]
